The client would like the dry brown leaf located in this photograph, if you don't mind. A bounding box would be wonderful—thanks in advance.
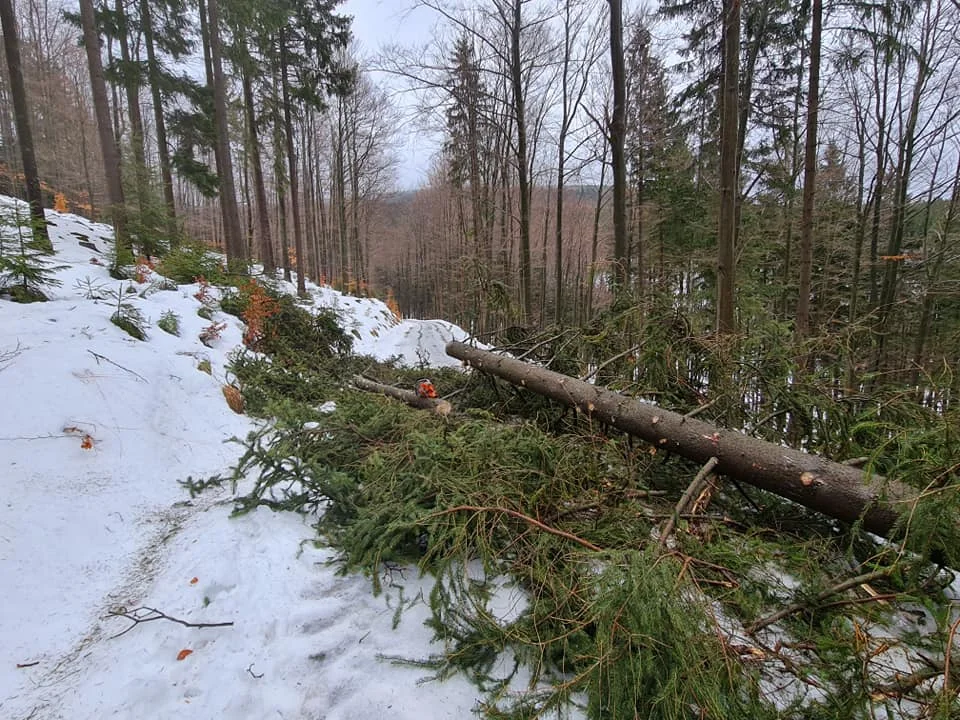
[222,385,244,414]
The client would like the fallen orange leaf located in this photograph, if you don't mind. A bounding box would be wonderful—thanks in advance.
[80,435,94,450]
[176,649,193,661]
[190,577,199,585]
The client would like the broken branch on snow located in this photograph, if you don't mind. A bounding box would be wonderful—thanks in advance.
[106,606,233,638]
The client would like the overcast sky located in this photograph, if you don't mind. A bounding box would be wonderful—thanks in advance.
[340,0,440,189]
[337,0,653,190]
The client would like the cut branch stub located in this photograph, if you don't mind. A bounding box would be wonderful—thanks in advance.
[446,341,913,539]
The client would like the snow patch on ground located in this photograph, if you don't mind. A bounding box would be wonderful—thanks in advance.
[0,198,501,719]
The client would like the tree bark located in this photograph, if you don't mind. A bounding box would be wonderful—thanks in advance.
[508,0,532,323]
[114,0,149,236]
[445,342,917,540]
[138,0,177,242]
[279,33,306,296]
[77,0,127,257]
[205,0,246,266]
[608,0,627,300]
[352,376,452,415]
[717,0,740,333]
[794,0,821,343]
[0,0,49,248]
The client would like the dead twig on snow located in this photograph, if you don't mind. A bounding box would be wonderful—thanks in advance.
[106,606,233,638]
[87,350,148,383]
[0,341,23,372]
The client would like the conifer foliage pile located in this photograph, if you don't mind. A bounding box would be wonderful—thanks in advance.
[222,318,959,720]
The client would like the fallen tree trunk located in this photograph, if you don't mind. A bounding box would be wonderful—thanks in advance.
[446,342,915,539]
[352,376,452,416]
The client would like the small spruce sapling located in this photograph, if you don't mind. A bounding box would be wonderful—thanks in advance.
[0,203,66,302]
[108,282,147,340]
[158,310,181,336]
[74,276,110,300]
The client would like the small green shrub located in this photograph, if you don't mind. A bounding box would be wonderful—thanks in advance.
[111,313,146,340]
[108,282,147,340]
[157,242,225,284]
[74,276,110,300]
[8,284,48,303]
[257,296,353,369]
[0,206,66,302]
[158,310,181,336]
[218,287,246,318]
[197,305,214,320]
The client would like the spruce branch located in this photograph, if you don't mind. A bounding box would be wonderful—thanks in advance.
[426,505,602,552]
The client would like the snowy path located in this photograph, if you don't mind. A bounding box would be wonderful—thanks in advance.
[1,201,486,719]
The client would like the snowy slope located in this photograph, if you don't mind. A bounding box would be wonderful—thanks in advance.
[0,199,492,719]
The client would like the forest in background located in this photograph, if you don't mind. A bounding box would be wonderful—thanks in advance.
[1,0,958,413]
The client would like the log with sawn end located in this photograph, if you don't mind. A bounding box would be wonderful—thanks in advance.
[445,341,920,541]
[352,375,452,416]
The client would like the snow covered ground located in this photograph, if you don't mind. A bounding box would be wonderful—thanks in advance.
[0,199,492,719]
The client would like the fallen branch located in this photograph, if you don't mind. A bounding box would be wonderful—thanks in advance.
[426,504,602,552]
[352,375,452,416]
[87,350,148,383]
[659,457,719,548]
[579,344,641,383]
[746,568,892,634]
[445,342,918,541]
[106,606,233,638]
[683,397,719,420]
[0,341,23,372]
[841,456,870,467]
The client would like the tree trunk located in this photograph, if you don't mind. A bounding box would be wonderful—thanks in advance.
[445,342,915,540]
[336,100,349,289]
[205,0,245,267]
[317,173,328,282]
[0,0,49,249]
[243,70,277,272]
[506,0,532,323]
[303,113,319,284]
[608,0,627,300]
[352,376,452,415]
[77,0,127,258]
[795,0,821,343]
[138,0,177,242]
[114,0,149,238]
[279,34,306,296]
[585,149,607,321]
[717,0,740,333]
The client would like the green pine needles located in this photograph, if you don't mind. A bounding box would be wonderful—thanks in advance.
[215,312,959,719]
[226,395,778,718]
